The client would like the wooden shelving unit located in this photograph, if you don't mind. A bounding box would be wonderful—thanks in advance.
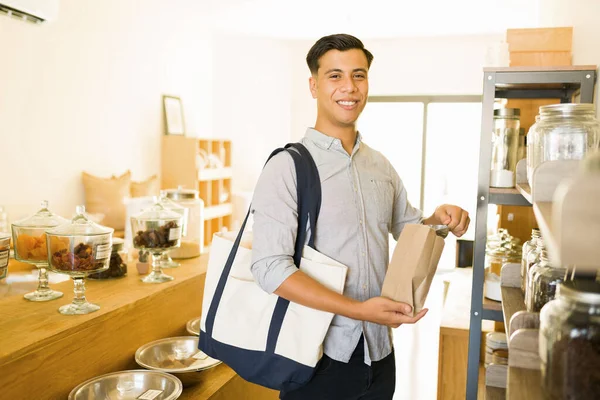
[161,136,233,247]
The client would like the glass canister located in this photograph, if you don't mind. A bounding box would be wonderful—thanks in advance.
[521,228,541,293]
[11,200,69,301]
[526,249,566,312]
[0,232,9,280]
[46,206,113,315]
[163,187,204,259]
[528,103,600,185]
[490,108,521,188]
[539,280,600,400]
[156,192,189,268]
[526,115,541,184]
[517,128,527,162]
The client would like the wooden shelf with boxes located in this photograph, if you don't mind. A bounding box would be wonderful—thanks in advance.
[161,136,233,248]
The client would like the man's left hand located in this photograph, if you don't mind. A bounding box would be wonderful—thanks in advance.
[428,204,470,238]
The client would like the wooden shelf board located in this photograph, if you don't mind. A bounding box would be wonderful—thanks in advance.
[507,367,543,400]
[489,187,530,206]
[204,203,233,220]
[532,201,559,262]
[500,286,526,333]
[198,167,233,182]
[484,65,597,72]
[487,385,507,400]
[490,187,520,195]
[515,183,533,204]
[483,297,503,312]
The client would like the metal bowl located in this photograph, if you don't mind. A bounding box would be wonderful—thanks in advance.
[135,336,221,386]
[186,317,200,336]
[428,224,449,238]
[68,369,182,400]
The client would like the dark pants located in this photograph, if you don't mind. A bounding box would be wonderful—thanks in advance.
[280,336,396,400]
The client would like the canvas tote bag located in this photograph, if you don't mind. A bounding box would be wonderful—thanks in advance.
[199,143,348,392]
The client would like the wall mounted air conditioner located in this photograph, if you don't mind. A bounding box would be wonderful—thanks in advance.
[0,0,59,23]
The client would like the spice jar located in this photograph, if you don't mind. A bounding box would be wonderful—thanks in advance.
[490,108,521,188]
[163,187,204,259]
[485,332,508,367]
[0,233,9,280]
[46,205,113,315]
[528,103,600,185]
[521,229,541,293]
[526,249,566,312]
[88,238,127,280]
[539,280,600,400]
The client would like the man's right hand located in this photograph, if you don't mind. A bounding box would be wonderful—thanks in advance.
[354,297,428,328]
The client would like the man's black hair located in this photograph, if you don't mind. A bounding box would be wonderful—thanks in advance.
[306,34,374,75]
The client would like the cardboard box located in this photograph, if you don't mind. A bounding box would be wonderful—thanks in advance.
[506,27,573,52]
[381,224,445,316]
[510,51,572,67]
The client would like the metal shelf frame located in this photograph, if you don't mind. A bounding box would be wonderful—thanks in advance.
[465,67,596,400]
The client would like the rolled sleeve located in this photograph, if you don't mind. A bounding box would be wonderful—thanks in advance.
[250,151,301,294]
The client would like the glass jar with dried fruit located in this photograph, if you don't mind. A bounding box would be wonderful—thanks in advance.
[88,238,128,280]
[539,280,600,400]
[130,199,183,284]
[11,200,69,301]
[46,205,113,315]
[0,232,10,280]
[156,191,189,269]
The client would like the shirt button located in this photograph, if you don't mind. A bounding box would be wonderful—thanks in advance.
[359,220,363,225]
[363,285,367,290]
[362,252,366,256]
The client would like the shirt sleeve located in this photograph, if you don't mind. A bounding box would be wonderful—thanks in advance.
[250,151,300,294]
[390,165,423,241]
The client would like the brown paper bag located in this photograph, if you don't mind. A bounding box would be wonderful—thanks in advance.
[381,224,445,317]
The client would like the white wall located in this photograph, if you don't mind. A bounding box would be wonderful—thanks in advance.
[0,0,214,221]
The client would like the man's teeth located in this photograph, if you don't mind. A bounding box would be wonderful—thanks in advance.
[338,101,357,106]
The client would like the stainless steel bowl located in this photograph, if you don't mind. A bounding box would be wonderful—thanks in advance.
[428,224,449,239]
[186,317,200,336]
[135,336,221,386]
[68,369,182,400]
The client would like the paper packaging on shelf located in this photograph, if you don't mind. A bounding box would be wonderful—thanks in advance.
[381,224,445,317]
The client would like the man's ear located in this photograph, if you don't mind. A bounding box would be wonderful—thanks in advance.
[309,76,317,99]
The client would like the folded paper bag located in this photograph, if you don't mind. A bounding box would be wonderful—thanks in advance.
[381,224,445,317]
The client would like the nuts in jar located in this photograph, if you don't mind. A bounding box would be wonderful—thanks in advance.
[51,243,107,272]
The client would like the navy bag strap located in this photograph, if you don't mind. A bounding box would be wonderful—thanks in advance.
[205,143,321,341]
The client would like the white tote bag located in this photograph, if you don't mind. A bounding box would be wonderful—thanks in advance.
[198,143,348,392]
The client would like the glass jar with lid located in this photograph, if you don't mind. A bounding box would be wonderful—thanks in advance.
[539,280,600,400]
[46,205,113,315]
[11,200,69,302]
[528,103,600,185]
[162,187,204,259]
[526,115,541,184]
[526,249,566,312]
[156,192,189,268]
[521,229,541,293]
[490,108,521,188]
[0,232,9,280]
[131,200,183,283]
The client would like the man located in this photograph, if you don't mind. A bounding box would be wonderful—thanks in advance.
[251,34,470,399]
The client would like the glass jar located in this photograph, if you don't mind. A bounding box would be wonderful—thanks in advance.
[523,236,543,298]
[517,128,527,162]
[163,187,204,259]
[46,205,113,315]
[131,200,183,284]
[528,103,600,185]
[0,232,9,280]
[156,192,189,268]
[526,115,541,184]
[490,108,521,188]
[88,238,127,280]
[526,249,566,312]
[521,228,541,293]
[11,200,69,302]
[540,280,600,400]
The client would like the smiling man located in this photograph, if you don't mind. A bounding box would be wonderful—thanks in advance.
[250,34,470,399]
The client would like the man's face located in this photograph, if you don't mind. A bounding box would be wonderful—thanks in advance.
[309,49,369,129]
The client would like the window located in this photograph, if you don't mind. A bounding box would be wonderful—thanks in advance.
[358,96,481,270]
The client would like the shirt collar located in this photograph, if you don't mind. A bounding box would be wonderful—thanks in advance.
[304,128,362,152]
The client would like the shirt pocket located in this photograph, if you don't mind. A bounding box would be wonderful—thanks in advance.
[368,178,394,224]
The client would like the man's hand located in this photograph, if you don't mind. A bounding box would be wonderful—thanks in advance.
[353,297,428,328]
[423,204,470,238]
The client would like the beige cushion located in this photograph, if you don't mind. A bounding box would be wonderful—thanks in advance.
[131,175,160,198]
[82,171,131,230]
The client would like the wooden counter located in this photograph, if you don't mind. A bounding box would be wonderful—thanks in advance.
[0,256,277,399]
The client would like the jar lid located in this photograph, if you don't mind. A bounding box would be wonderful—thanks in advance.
[494,108,520,118]
[163,187,199,201]
[540,103,595,115]
[558,280,600,305]
[486,332,508,349]
[132,199,184,221]
[46,206,114,236]
[158,192,188,212]
[11,200,68,228]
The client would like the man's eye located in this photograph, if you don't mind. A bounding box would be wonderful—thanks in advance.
[330,74,340,79]
[354,74,365,79]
